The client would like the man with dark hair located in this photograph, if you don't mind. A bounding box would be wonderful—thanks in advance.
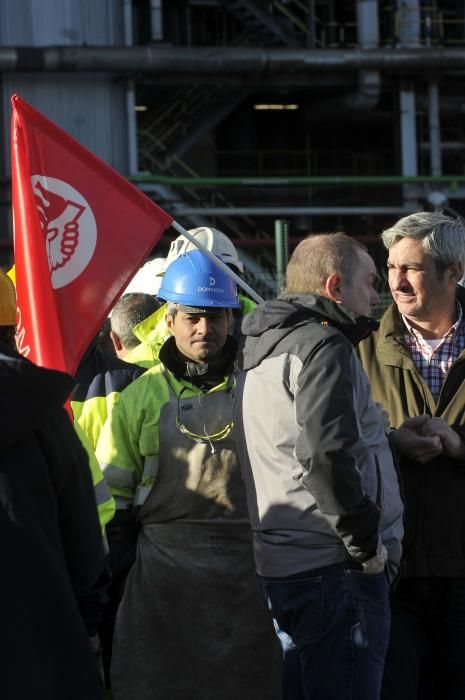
[98,250,280,700]
[125,227,255,369]
[358,211,465,699]
[234,233,404,700]
[110,293,160,359]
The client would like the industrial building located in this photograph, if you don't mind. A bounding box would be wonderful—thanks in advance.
[0,0,464,299]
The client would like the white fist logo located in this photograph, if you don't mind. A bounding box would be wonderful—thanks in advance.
[31,175,97,289]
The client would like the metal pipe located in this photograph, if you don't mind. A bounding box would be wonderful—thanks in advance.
[150,0,163,42]
[6,46,465,74]
[230,235,388,246]
[399,86,419,207]
[274,220,289,294]
[3,170,464,187]
[420,141,464,152]
[397,0,421,47]
[307,0,380,116]
[132,174,465,185]
[307,0,316,48]
[353,0,380,110]
[424,0,442,177]
[172,206,412,216]
[397,2,420,207]
[123,0,138,176]
[400,88,418,177]
[428,81,442,176]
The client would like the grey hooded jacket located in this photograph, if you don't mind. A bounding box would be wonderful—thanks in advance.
[234,294,404,578]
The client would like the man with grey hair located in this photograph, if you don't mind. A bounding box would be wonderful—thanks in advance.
[110,293,160,359]
[358,211,465,700]
[235,233,404,699]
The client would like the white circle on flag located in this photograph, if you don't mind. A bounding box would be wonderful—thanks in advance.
[31,175,97,290]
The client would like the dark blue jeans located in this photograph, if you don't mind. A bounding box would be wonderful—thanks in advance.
[381,577,465,700]
[259,562,390,700]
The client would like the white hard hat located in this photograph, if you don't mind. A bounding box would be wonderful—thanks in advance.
[107,258,166,317]
[123,257,166,295]
[165,227,244,274]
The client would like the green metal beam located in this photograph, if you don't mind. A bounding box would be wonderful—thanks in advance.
[130,174,465,187]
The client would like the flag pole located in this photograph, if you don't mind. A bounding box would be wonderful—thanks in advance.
[171,220,265,304]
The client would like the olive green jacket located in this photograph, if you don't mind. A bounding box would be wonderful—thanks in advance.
[358,287,465,576]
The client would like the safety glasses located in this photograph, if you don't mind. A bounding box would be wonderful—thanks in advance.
[175,385,234,452]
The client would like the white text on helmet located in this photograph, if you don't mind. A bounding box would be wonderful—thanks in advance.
[197,286,225,293]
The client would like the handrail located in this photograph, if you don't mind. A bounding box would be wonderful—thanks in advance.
[130,174,465,186]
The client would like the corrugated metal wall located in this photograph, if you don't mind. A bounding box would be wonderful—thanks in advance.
[0,0,124,46]
[0,0,130,257]
[2,74,129,171]
[0,0,129,173]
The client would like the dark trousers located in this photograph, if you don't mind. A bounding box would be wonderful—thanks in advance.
[259,563,391,700]
[99,516,139,689]
[381,577,465,700]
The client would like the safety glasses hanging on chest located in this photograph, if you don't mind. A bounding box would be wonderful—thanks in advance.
[175,384,235,454]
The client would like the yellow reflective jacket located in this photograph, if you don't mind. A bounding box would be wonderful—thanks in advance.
[74,421,115,530]
[96,363,230,511]
[71,346,144,436]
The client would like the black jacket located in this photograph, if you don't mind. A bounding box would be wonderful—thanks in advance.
[0,344,104,699]
[72,343,144,405]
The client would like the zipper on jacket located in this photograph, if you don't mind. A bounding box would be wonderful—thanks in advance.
[374,455,383,512]
[435,355,465,416]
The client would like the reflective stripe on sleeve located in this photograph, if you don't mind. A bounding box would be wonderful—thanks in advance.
[132,455,159,506]
[134,485,153,507]
[94,478,113,506]
[114,494,135,510]
[142,455,159,480]
[101,463,137,490]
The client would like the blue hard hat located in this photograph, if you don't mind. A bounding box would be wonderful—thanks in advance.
[157,249,240,309]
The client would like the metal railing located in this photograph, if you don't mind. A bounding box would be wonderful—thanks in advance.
[184,1,465,49]
[268,1,465,49]
[243,272,393,317]
[215,148,394,178]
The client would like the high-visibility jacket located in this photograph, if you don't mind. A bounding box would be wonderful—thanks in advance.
[123,303,166,369]
[96,363,231,511]
[98,354,283,700]
[74,421,115,530]
[71,346,144,433]
[125,294,256,369]
[72,363,145,452]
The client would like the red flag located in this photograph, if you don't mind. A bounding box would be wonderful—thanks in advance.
[11,93,173,375]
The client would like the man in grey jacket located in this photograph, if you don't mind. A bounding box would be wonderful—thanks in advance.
[234,233,404,700]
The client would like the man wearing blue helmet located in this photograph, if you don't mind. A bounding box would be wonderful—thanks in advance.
[124,226,256,369]
[97,250,280,700]
[160,248,240,371]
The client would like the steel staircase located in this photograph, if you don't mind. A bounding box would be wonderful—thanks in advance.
[221,0,300,47]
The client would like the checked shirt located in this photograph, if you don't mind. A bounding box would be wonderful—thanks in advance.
[402,304,465,402]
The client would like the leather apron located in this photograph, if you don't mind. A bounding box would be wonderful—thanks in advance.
[111,383,281,700]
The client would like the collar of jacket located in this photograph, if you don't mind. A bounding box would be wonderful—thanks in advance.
[375,285,465,368]
[266,294,379,346]
[159,335,237,388]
